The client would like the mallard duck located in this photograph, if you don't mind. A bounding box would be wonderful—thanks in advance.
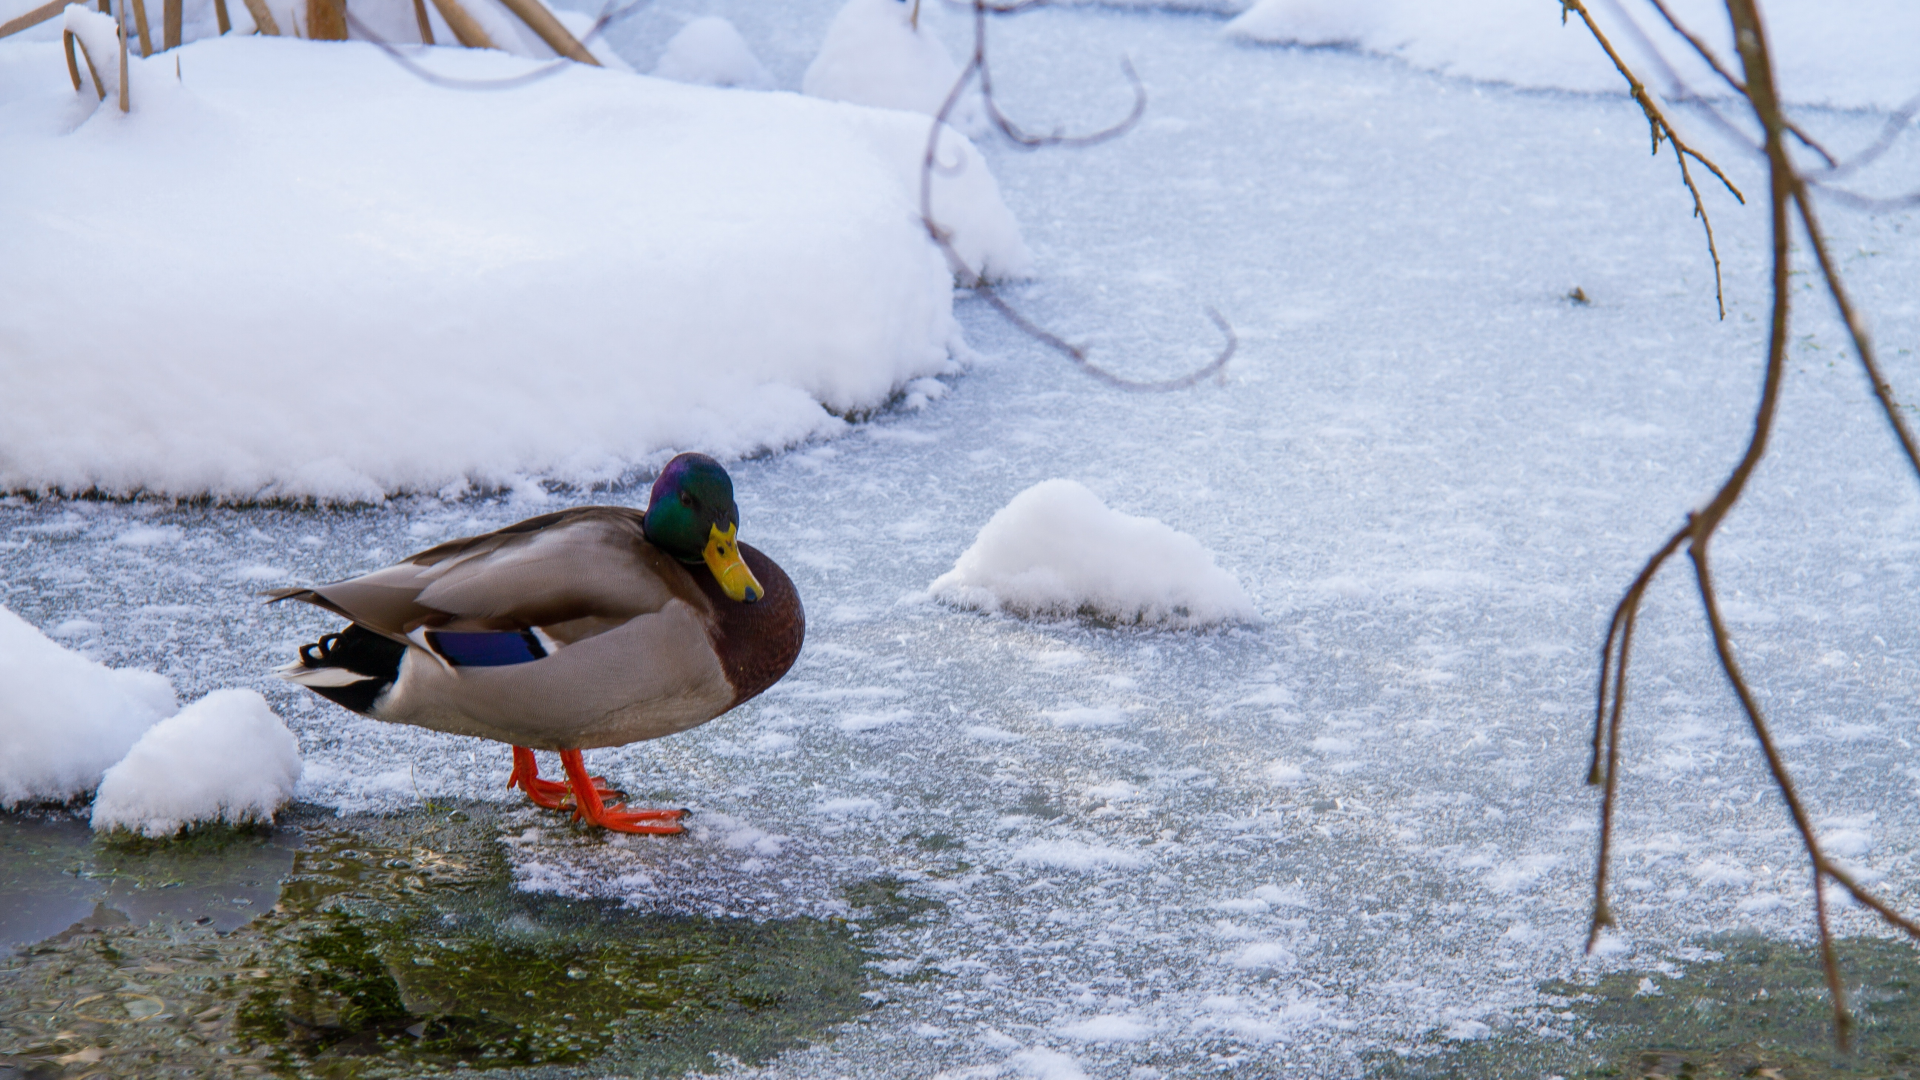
[270,453,803,833]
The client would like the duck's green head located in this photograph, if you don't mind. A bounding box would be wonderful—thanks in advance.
[644,453,764,603]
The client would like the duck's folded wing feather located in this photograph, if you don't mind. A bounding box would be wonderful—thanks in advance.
[269,507,699,641]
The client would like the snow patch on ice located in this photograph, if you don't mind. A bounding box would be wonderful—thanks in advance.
[1228,941,1297,971]
[0,604,178,807]
[1055,1014,1154,1042]
[90,689,301,836]
[1043,705,1128,730]
[930,480,1257,626]
[1009,841,1146,873]
[816,796,884,817]
[1006,1047,1091,1080]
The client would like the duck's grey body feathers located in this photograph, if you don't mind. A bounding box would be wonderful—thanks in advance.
[272,506,799,751]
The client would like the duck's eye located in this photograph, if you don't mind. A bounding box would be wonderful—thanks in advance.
[679,492,695,508]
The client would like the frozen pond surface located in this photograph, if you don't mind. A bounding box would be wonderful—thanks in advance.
[7,4,1920,1076]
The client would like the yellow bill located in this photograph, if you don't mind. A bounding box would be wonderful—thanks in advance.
[703,523,764,603]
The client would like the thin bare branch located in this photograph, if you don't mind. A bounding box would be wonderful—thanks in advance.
[1806,90,1920,182]
[1637,0,1836,167]
[1690,534,1852,1046]
[1588,525,1686,785]
[1561,0,1740,318]
[918,0,1236,391]
[1788,182,1920,484]
[1589,0,1920,1050]
[1803,184,1920,213]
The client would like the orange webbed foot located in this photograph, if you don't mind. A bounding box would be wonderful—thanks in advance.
[509,746,616,810]
[558,750,689,835]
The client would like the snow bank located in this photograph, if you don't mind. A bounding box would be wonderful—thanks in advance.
[1225,0,1920,111]
[91,689,302,836]
[930,479,1257,626]
[803,0,987,136]
[0,605,177,807]
[0,0,625,66]
[652,16,773,90]
[0,35,1028,502]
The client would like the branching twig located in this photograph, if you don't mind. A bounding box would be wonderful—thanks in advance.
[920,0,1235,390]
[1580,0,1920,1050]
[1560,0,1741,318]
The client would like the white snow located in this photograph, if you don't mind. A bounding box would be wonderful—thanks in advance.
[0,34,1027,502]
[929,479,1257,625]
[90,689,302,836]
[4,0,628,66]
[0,604,177,807]
[1225,0,1920,110]
[1055,1015,1153,1042]
[802,0,985,136]
[4,0,1920,1074]
[652,16,773,90]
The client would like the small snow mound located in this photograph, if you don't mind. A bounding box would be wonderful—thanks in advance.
[802,0,986,136]
[0,605,177,807]
[930,479,1257,626]
[653,17,774,90]
[91,689,302,837]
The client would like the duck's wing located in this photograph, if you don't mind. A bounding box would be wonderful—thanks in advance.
[269,506,704,643]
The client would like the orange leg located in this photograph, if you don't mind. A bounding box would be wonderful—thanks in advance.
[558,749,689,834]
[507,746,614,810]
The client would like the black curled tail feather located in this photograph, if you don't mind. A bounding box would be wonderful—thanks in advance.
[289,624,406,716]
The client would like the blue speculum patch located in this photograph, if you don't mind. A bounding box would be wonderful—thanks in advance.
[426,630,546,667]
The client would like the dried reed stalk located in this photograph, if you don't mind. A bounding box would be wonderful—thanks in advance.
[493,0,596,65]
[129,0,150,55]
[63,28,108,98]
[239,0,279,36]
[426,0,492,50]
[410,0,432,44]
[0,0,68,39]
[162,0,179,47]
[115,0,127,111]
[213,0,229,34]
[62,27,82,88]
[306,0,345,40]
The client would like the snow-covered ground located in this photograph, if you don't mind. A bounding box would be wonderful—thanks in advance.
[0,27,1026,501]
[4,0,1920,1076]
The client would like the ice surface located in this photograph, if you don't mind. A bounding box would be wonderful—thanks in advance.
[930,479,1257,625]
[4,0,1920,1076]
[0,35,1026,501]
[651,15,773,89]
[89,689,302,836]
[1225,0,1920,110]
[0,604,177,808]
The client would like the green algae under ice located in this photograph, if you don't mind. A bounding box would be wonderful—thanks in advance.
[0,804,876,1079]
[1371,935,1920,1080]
